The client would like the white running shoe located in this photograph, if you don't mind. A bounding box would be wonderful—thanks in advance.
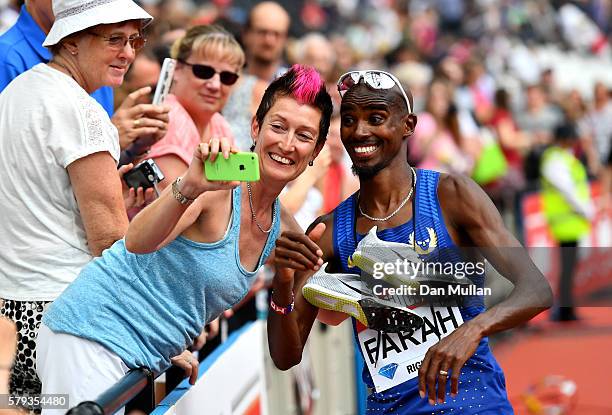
[348,226,474,290]
[302,263,423,332]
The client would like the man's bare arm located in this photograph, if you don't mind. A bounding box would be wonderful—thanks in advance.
[418,174,553,404]
[440,174,553,333]
[267,214,335,370]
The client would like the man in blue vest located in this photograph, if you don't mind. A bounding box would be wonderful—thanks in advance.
[0,0,169,164]
[267,70,553,414]
[541,123,594,321]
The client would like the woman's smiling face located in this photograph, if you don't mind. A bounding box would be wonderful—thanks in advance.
[252,96,323,184]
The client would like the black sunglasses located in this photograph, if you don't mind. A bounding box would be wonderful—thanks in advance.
[178,60,239,86]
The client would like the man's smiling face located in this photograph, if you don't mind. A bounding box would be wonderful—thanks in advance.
[340,83,415,180]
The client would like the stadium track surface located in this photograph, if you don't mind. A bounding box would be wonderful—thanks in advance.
[496,307,612,414]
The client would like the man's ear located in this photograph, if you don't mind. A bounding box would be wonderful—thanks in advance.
[403,113,418,138]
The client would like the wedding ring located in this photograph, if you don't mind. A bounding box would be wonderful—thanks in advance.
[439,370,449,377]
[134,119,141,127]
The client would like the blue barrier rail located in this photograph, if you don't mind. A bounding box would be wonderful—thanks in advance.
[66,368,153,414]
[65,322,252,414]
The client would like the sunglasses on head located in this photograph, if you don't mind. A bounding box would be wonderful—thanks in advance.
[337,70,412,114]
[178,60,239,86]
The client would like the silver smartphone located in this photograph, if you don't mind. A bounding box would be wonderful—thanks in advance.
[152,58,176,105]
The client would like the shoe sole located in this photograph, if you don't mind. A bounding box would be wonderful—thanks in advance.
[303,282,369,326]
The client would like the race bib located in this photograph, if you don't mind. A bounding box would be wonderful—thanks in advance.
[357,306,464,392]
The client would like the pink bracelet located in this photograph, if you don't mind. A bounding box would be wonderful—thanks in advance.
[270,291,295,316]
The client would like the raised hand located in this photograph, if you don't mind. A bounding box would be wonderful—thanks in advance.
[178,138,241,199]
[274,223,325,273]
[112,86,170,152]
[272,223,326,296]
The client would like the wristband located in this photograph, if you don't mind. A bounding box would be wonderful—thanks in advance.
[270,291,294,315]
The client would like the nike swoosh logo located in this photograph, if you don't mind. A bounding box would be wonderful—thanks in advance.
[337,277,370,296]
[388,247,408,261]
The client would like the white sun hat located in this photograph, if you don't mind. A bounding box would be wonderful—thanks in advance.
[43,0,153,47]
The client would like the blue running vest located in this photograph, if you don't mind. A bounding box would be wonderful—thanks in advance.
[333,169,513,414]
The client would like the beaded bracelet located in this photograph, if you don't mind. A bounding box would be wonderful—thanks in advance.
[270,291,295,316]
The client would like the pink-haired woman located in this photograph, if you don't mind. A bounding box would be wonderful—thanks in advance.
[35,65,332,408]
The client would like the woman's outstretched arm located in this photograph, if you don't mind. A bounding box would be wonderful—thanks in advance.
[126,139,239,253]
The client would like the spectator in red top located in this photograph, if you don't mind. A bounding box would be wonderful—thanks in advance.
[486,88,531,234]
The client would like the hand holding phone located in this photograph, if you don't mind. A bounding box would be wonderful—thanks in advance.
[204,152,260,182]
[152,58,176,106]
[123,159,165,190]
[177,141,243,200]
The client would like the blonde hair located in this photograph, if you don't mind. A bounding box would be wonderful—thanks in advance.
[170,25,245,70]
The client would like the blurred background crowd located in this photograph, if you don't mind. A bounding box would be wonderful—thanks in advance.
[2,0,610,234]
[64,0,612,234]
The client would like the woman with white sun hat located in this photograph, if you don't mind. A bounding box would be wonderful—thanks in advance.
[0,0,153,410]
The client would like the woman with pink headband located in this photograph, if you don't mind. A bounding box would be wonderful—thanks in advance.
[36,65,332,410]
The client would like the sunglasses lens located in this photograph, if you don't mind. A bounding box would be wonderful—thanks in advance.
[338,72,359,94]
[337,70,411,113]
[363,72,396,90]
[219,71,239,85]
[192,64,215,80]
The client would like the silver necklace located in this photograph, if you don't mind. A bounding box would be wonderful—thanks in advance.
[246,182,275,234]
[358,167,417,222]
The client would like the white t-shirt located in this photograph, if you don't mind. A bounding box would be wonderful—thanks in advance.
[0,63,119,301]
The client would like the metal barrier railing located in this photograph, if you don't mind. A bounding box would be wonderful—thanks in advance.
[63,316,233,414]
[65,368,154,415]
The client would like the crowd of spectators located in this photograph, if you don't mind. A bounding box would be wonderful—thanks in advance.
[0,0,610,412]
[97,0,611,232]
[2,0,608,226]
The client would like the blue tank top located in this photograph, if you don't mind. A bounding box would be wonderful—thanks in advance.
[43,186,280,372]
[333,169,513,414]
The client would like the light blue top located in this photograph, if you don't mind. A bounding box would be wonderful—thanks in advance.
[43,186,280,372]
[0,5,114,116]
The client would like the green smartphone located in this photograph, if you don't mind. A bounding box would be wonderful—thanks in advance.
[204,152,260,182]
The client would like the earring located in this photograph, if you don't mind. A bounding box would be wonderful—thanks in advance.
[250,143,256,151]
[308,160,314,166]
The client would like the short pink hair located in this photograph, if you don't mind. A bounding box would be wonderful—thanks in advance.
[255,64,333,145]
[290,64,325,105]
